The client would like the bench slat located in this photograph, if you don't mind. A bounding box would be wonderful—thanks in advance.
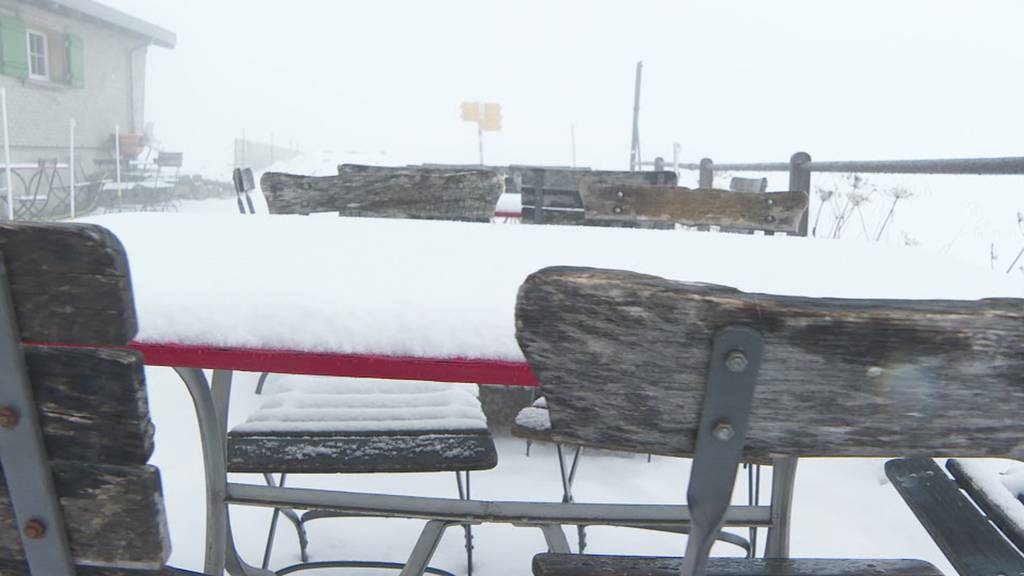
[0,223,137,345]
[27,346,153,465]
[947,459,1024,554]
[516,267,1024,459]
[227,431,498,474]
[0,560,164,575]
[0,462,169,570]
[886,458,1024,574]
[579,186,807,234]
[533,554,942,576]
[261,170,504,221]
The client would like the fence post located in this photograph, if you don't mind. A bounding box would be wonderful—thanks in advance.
[788,152,811,236]
[654,157,665,172]
[698,158,714,188]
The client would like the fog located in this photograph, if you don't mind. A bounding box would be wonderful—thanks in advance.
[103,1,1024,174]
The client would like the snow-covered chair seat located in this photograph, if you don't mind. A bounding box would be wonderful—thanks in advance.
[511,396,552,442]
[887,457,1024,573]
[227,376,497,474]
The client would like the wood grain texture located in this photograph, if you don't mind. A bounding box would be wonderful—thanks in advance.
[261,169,504,221]
[579,185,808,234]
[520,170,677,225]
[947,458,1024,554]
[0,462,169,570]
[0,560,165,575]
[515,267,1024,459]
[532,554,942,576]
[886,458,1024,574]
[227,431,498,474]
[23,345,153,465]
[0,222,137,345]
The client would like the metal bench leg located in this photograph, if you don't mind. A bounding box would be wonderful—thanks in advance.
[260,473,310,569]
[456,471,474,576]
[540,524,572,553]
[556,444,587,553]
[680,327,763,576]
[764,455,798,558]
[399,520,453,576]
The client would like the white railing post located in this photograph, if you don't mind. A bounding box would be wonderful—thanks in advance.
[1,88,13,220]
[69,119,76,219]
[114,125,122,208]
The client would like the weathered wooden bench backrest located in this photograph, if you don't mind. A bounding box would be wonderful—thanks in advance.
[515,266,1024,460]
[261,165,504,221]
[729,176,768,194]
[0,223,168,574]
[517,168,677,225]
[578,185,809,235]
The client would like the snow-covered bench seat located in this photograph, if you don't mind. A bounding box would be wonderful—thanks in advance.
[886,458,1024,574]
[227,377,497,474]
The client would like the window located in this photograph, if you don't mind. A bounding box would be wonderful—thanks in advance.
[27,29,47,80]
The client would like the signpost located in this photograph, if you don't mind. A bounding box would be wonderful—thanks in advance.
[461,102,501,165]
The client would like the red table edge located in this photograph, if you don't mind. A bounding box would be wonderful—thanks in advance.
[126,341,538,387]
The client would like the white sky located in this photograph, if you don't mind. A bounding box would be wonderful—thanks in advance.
[105,0,1024,173]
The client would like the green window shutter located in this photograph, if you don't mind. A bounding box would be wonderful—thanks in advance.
[65,34,83,87]
[0,16,28,80]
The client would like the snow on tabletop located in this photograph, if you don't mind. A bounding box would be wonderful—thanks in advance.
[232,375,487,434]
[495,193,521,213]
[955,460,1024,529]
[78,212,1023,361]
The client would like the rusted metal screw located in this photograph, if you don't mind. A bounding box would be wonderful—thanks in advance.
[712,422,735,441]
[22,519,46,539]
[724,351,748,373]
[0,406,19,429]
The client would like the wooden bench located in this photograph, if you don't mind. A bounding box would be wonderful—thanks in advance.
[514,265,1023,576]
[515,167,677,226]
[0,222,204,575]
[729,176,768,194]
[261,165,504,221]
[578,185,809,235]
[253,166,501,573]
[886,457,1024,575]
[512,184,809,552]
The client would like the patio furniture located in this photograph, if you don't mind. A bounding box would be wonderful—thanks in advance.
[512,185,810,554]
[516,265,1023,576]
[886,457,1024,575]
[729,176,769,193]
[261,165,503,222]
[226,166,506,575]
[516,167,676,225]
[0,222,208,575]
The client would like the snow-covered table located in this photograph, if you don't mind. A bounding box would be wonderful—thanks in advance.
[80,212,1021,385]
[76,212,1022,575]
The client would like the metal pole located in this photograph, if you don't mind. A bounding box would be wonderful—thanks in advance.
[698,158,714,188]
[788,152,812,236]
[477,124,484,166]
[629,61,643,171]
[570,123,577,168]
[114,125,123,207]
[672,142,680,181]
[69,119,76,218]
[1,89,13,220]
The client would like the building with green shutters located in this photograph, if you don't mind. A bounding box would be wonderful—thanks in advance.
[0,0,173,175]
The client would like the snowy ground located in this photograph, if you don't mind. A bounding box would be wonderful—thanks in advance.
[126,189,1023,575]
